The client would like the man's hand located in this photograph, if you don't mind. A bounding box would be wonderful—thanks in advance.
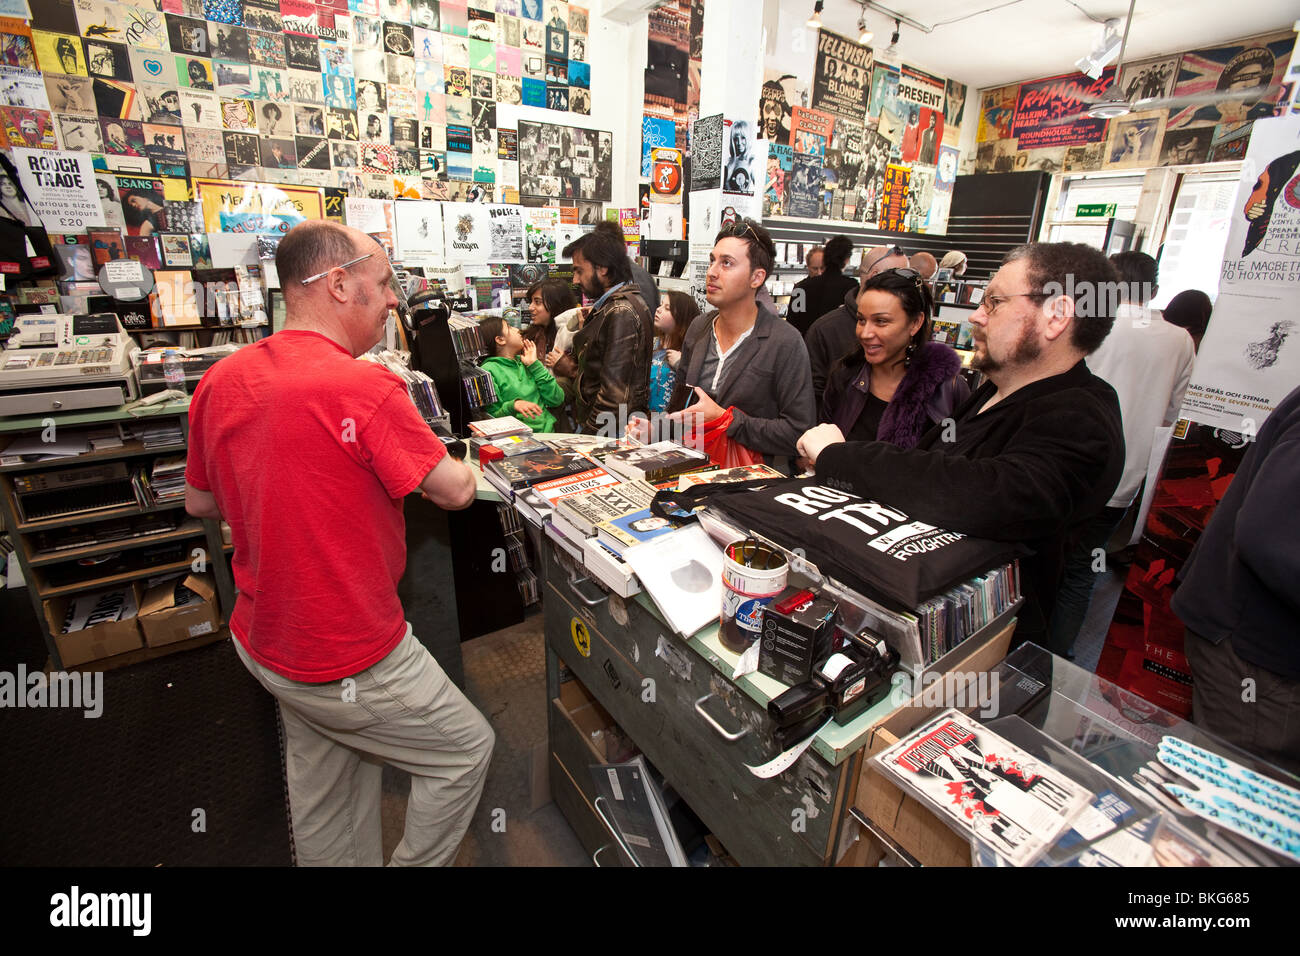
[666,386,724,427]
[521,339,538,365]
[513,399,543,419]
[796,423,845,467]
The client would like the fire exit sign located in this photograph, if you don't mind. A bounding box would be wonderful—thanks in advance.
[1076,203,1117,218]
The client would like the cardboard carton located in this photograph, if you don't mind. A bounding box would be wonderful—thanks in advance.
[138,573,220,648]
[45,585,144,667]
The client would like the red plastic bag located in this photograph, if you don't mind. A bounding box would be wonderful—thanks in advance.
[696,407,764,467]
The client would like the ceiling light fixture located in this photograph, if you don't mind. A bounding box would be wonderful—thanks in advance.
[806,0,824,29]
[889,18,901,51]
[1075,17,1122,80]
[856,1,873,44]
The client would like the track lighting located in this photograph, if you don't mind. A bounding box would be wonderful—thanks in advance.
[806,0,824,29]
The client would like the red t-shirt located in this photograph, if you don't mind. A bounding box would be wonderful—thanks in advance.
[186,330,445,681]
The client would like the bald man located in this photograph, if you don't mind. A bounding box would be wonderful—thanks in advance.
[804,244,911,399]
[184,220,492,866]
[910,251,938,281]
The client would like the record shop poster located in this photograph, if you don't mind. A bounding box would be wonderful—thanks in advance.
[10,148,106,231]
[812,30,873,120]
[1180,115,1300,432]
[1010,69,1115,149]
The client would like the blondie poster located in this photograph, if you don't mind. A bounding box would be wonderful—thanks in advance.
[1010,69,1115,149]
[1181,116,1300,431]
[811,29,872,121]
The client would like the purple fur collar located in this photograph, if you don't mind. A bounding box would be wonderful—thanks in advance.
[876,342,962,448]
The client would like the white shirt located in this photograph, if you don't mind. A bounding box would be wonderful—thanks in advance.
[704,317,755,392]
[1086,303,1196,508]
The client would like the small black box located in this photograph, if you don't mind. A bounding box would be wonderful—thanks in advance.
[758,587,838,686]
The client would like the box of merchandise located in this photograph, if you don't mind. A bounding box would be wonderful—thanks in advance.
[44,584,144,667]
[137,573,220,648]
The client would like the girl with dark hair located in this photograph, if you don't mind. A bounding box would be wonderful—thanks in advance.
[477,314,565,433]
[522,277,577,356]
[819,268,969,448]
[649,290,698,413]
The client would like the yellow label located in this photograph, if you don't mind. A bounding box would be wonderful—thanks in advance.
[571,617,591,658]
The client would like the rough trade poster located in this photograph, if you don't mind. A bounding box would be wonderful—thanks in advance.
[1011,69,1115,149]
[10,147,105,230]
[1181,116,1300,431]
[811,29,872,121]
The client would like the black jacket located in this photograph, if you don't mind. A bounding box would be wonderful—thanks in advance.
[788,269,858,338]
[572,285,651,434]
[668,302,816,463]
[804,286,860,400]
[1172,385,1300,678]
[816,360,1124,641]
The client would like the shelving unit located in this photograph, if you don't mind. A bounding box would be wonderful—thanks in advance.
[0,399,236,671]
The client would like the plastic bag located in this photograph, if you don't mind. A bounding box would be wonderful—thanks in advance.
[696,407,764,467]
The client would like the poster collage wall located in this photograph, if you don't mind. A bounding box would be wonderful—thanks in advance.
[0,0,622,315]
[972,30,1296,177]
[757,29,967,235]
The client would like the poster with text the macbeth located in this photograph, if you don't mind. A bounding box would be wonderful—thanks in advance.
[1181,116,1300,431]
[811,29,872,121]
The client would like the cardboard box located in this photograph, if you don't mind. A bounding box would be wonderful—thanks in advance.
[138,573,220,648]
[45,585,144,667]
[849,620,1017,867]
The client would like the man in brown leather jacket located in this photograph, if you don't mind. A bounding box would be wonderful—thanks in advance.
[563,230,652,435]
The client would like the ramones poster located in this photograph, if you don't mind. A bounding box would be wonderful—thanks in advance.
[812,30,873,121]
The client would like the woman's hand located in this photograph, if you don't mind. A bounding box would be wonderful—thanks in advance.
[543,347,562,369]
[664,349,681,369]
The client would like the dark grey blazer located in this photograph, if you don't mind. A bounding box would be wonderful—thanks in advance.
[667,304,816,463]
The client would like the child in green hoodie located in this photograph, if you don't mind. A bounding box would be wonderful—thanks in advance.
[478,314,565,433]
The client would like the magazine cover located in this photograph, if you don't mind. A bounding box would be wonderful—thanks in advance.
[874,708,1092,865]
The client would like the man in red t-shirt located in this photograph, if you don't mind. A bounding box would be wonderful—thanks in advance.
[185,219,491,866]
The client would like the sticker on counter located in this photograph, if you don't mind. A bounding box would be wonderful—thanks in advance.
[570,617,591,658]
[655,635,692,682]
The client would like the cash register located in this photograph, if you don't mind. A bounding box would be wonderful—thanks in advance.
[0,312,139,416]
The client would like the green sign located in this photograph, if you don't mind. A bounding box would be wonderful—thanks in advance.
[1076,203,1117,218]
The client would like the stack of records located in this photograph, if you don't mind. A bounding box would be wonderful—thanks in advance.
[148,456,188,503]
[127,420,185,450]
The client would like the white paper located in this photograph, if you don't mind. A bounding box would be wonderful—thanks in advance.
[688,190,722,260]
[441,202,493,262]
[647,203,680,241]
[487,204,525,263]
[746,715,834,778]
[208,232,259,268]
[732,639,760,679]
[345,196,391,233]
[104,260,147,284]
[10,148,106,230]
[621,525,724,639]
[394,199,444,262]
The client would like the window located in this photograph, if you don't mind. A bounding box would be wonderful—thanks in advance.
[1151,168,1241,309]
[1044,173,1145,248]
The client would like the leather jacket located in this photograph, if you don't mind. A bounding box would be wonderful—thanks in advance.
[572,284,651,434]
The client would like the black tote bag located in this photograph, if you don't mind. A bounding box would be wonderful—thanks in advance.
[655,478,1028,610]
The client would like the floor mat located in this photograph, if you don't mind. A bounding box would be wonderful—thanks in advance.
[0,640,292,866]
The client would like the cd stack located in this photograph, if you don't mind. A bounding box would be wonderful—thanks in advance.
[914,560,1022,663]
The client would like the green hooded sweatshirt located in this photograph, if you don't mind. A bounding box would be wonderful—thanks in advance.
[482,355,565,433]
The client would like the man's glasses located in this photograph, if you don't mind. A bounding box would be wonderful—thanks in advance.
[979,291,1049,315]
[300,252,373,286]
